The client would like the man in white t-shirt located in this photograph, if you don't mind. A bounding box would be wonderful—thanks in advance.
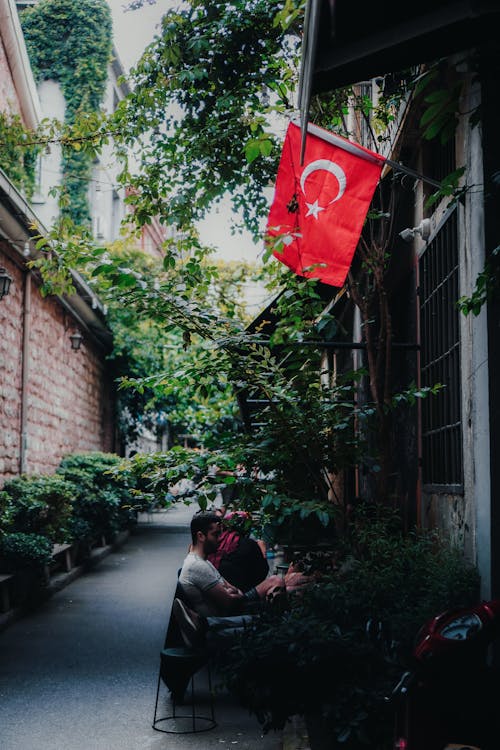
[175,511,284,647]
[180,511,284,613]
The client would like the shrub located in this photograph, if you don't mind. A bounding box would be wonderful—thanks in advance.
[0,532,53,569]
[0,475,75,542]
[217,518,480,747]
[57,452,138,539]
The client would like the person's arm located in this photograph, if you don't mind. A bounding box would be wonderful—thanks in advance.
[256,539,267,558]
[221,579,242,595]
[206,581,245,613]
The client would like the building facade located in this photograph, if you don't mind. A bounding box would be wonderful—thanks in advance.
[0,0,115,483]
[299,0,500,597]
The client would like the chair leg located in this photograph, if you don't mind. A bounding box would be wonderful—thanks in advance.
[152,668,162,727]
[207,662,215,723]
[191,671,196,731]
[153,655,216,733]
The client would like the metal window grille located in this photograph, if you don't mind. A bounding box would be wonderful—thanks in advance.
[359,82,376,151]
[425,136,456,185]
[419,209,463,490]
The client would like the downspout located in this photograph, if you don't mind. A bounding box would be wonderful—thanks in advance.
[19,270,31,474]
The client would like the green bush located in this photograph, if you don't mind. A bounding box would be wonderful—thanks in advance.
[0,532,53,569]
[57,452,138,539]
[0,475,74,542]
[217,517,480,747]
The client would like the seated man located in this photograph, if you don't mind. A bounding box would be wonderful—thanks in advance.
[179,511,283,618]
[174,511,319,648]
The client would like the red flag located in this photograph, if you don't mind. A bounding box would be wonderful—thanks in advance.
[266,122,385,287]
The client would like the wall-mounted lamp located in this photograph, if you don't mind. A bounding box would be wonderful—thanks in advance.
[69,331,83,351]
[399,218,431,243]
[0,267,13,300]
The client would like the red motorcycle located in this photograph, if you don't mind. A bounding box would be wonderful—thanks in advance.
[390,599,500,750]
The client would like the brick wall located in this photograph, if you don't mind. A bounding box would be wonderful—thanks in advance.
[0,37,22,116]
[0,244,115,482]
[0,251,23,478]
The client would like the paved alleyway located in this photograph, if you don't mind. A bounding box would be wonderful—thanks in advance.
[0,505,282,750]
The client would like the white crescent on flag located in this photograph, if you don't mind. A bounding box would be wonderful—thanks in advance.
[300,159,347,219]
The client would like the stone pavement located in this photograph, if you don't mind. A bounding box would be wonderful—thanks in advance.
[0,503,285,750]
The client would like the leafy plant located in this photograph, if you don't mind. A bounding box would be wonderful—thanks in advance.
[0,475,75,542]
[57,452,138,539]
[88,242,249,446]
[117,447,241,511]
[0,112,40,198]
[112,0,302,238]
[458,244,500,316]
[217,513,479,746]
[0,532,53,570]
[21,0,112,223]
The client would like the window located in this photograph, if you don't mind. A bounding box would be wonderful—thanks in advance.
[419,209,463,490]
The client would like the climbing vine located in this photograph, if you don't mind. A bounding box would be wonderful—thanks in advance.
[21,0,112,224]
[0,112,39,198]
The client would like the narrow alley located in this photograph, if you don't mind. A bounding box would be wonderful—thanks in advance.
[0,505,282,750]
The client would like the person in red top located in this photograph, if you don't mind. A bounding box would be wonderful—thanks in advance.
[174,511,323,648]
[207,510,270,593]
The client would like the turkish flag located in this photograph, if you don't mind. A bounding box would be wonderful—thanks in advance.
[266,122,385,287]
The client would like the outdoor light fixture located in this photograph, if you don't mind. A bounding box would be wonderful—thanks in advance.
[69,331,83,350]
[0,267,13,300]
[399,218,431,243]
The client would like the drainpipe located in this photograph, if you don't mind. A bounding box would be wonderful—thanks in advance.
[19,270,31,474]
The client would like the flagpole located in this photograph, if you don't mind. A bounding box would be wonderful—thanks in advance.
[298,120,443,190]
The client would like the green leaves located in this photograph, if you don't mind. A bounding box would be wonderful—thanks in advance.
[244,134,274,164]
[21,0,113,223]
[108,0,300,237]
[419,84,462,143]
[390,382,444,408]
[458,244,500,317]
[0,112,40,199]
[425,166,466,210]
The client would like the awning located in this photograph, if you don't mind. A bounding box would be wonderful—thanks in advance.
[299,0,500,103]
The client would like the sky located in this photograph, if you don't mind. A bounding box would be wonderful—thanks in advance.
[106,0,265,265]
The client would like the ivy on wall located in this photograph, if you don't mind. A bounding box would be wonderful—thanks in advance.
[0,112,39,198]
[21,0,112,224]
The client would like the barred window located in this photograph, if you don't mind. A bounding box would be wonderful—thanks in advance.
[419,209,463,491]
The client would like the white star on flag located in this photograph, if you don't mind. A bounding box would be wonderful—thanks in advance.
[305,200,325,219]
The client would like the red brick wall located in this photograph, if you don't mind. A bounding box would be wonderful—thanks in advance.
[0,38,22,117]
[0,244,115,482]
[0,252,23,478]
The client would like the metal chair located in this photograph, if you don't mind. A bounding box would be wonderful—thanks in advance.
[152,646,216,733]
[152,580,216,733]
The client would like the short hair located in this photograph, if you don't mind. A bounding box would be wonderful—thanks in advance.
[190,511,220,544]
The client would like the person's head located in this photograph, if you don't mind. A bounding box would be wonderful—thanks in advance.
[190,511,221,553]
